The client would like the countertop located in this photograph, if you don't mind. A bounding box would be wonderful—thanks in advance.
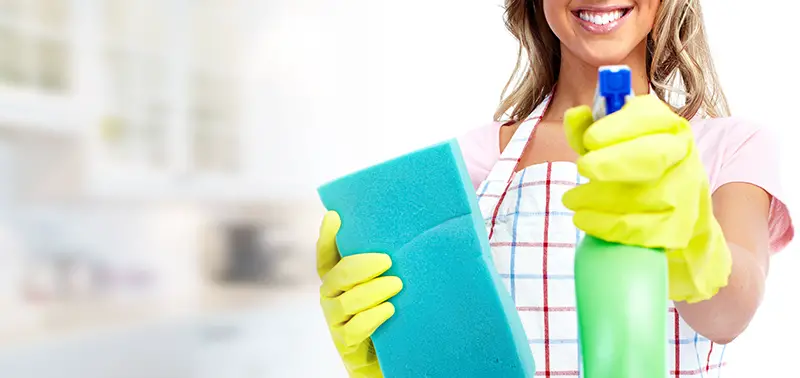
[0,284,317,350]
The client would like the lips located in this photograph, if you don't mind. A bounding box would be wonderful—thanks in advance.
[571,6,633,34]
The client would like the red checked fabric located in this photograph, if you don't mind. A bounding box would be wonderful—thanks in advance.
[475,94,727,377]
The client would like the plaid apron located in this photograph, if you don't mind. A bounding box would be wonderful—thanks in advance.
[475,94,728,377]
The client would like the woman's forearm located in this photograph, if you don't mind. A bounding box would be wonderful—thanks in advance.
[674,242,768,344]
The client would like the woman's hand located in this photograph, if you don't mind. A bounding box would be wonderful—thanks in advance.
[317,211,402,377]
[562,95,731,303]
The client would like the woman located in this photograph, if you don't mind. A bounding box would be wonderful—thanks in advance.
[315,0,794,376]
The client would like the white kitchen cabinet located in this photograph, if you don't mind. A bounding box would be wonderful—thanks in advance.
[0,0,80,133]
[85,0,252,200]
[0,0,263,201]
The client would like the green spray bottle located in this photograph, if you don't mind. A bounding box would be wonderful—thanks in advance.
[574,65,668,378]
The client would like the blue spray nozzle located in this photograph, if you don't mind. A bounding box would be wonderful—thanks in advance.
[598,65,632,115]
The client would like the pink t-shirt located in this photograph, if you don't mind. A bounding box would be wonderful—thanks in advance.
[457,117,795,253]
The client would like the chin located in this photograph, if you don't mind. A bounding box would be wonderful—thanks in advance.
[573,45,636,68]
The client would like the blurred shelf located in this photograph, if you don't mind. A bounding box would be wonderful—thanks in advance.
[0,87,80,135]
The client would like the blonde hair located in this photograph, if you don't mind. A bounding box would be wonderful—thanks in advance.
[494,0,730,122]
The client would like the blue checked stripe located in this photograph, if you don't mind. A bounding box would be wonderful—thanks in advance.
[501,273,573,280]
[673,335,713,345]
[528,336,714,345]
[693,333,705,378]
[531,339,577,345]
[495,211,573,222]
[509,169,526,302]
[717,344,727,378]
[477,181,490,199]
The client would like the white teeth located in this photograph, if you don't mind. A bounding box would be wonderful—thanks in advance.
[579,9,625,25]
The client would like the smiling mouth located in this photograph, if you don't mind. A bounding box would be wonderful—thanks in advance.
[572,6,633,26]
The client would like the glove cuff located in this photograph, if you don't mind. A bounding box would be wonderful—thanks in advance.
[666,218,732,303]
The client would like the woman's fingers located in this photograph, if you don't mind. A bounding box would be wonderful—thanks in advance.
[572,209,693,250]
[320,253,394,298]
[322,276,403,325]
[332,302,396,349]
[316,211,343,278]
[583,95,686,151]
[577,133,690,183]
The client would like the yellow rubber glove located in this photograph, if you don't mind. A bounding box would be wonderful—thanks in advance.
[562,95,731,303]
[316,211,403,378]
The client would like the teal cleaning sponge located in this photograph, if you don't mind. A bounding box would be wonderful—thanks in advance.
[317,139,534,378]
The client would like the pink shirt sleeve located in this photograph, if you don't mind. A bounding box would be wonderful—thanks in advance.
[457,122,502,190]
[693,117,794,253]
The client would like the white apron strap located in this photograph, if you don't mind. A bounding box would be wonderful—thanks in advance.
[476,93,553,237]
[485,94,552,184]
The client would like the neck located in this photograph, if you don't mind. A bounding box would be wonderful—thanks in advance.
[543,40,650,122]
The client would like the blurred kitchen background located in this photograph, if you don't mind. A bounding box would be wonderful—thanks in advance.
[0,0,336,377]
[0,0,797,377]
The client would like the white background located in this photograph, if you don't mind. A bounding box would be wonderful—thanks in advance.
[251,0,800,376]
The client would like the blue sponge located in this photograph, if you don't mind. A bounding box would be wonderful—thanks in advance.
[317,139,535,378]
